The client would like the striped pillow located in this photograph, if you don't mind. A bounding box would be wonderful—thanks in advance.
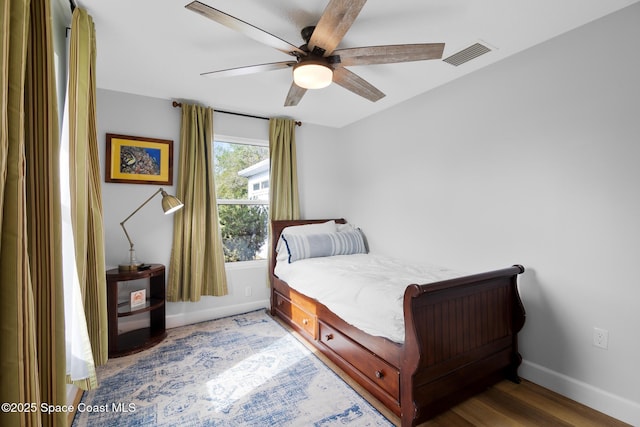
[281,230,367,263]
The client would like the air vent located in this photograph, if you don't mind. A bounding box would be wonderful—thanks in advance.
[443,42,491,66]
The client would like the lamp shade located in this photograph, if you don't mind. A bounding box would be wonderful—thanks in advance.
[293,61,333,89]
[161,190,184,214]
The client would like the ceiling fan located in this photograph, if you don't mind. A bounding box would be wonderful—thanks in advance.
[185,0,445,106]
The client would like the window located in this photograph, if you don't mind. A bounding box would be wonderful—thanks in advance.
[214,137,269,263]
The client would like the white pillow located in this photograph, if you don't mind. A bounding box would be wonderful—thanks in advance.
[337,222,356,233]
[276,220,337,261]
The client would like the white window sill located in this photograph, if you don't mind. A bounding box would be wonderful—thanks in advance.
[224,259,268,271]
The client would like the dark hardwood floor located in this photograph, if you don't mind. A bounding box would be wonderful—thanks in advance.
[417,379,629,427]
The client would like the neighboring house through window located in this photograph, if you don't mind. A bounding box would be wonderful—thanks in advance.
[238,158,270,201]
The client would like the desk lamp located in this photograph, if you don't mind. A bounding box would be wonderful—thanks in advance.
[119,188,183,271]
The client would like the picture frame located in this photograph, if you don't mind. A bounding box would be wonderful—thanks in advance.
[105,133,173,185]
[130,289,146,310]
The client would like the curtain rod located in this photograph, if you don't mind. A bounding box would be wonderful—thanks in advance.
[171,101,301,127]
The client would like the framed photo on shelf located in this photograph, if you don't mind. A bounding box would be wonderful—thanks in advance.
[130,289,146,310]
[105,133,173,185]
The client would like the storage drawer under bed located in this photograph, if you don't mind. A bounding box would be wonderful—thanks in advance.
[319,321,399,401]
[273,292,317,339]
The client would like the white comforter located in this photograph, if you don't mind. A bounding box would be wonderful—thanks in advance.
[274,254,462,343]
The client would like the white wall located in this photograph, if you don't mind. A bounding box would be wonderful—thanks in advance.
[296,123,344,218]
[97,90,274,327]
[304,4,639,424]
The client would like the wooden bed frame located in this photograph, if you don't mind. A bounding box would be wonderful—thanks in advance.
[269,219,526,427]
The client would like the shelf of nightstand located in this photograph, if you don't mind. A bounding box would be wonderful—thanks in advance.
[117,298,165,317]
[106,264,166,357]
[115,328,167,357]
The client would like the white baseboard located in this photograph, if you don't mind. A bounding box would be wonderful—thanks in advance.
[520,360,640,426]
[165,299,270,329]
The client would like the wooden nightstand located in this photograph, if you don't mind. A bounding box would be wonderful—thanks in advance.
[106,264,167,357]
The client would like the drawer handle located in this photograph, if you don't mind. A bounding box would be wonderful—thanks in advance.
[375,370,384,379]
[302,318,309,325]
[325,334,334,341]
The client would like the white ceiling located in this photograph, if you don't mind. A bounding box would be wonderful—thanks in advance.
[76,0,638,128]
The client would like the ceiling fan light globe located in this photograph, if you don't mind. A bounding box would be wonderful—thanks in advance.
[293,63,333,89]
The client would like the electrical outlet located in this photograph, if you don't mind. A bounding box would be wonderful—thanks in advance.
[593,327,608,349]
[244,286,252,297]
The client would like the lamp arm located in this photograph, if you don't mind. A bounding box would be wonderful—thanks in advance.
[119,188,164,249]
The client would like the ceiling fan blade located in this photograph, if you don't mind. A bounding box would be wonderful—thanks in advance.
[201,61,296,78]
[185,1,306,56]
[332,67,385,102]
[334,43,445,66]
[284,82,307,106]
[308,0,367,56]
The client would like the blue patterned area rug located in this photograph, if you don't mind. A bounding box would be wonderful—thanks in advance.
[72,310,393,426]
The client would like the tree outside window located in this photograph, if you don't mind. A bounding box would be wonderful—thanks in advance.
[214,139,269,262]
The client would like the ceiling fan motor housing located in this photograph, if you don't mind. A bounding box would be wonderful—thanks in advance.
[301,26,316,44]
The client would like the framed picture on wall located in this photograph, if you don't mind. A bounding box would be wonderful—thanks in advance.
[105,133,173,185]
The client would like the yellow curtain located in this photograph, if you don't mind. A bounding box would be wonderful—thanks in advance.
[269,118,300,221]
[68,8,108,368]
[1,0,66,425]
[24,0,66,424]
[167,104,228,301]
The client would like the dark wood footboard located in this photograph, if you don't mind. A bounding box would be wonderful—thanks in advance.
[400,265,526,426]
[270,219,525,427]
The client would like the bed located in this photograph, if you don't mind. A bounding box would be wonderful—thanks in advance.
[269,219,526,427]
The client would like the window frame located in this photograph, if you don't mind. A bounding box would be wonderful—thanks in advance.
[214,134,270,265]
